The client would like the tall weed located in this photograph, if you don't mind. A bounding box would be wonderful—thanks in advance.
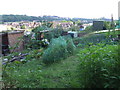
[78,44,119,88]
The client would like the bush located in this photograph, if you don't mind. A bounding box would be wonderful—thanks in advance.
[78,44,120,88]
[44,27,63,41]
[85,25,93,31]
[64,36,76,55]
[42,36,76,64]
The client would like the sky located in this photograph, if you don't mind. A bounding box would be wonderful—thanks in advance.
[0,0,119,19]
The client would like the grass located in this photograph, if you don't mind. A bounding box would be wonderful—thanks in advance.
[40,55,80,88]
[2,30,120,88]
[3,60,43,88]
[2,51,81,88]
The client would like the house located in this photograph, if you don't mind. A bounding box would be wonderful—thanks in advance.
[82,23,93,30]
[60,22,73,29]
[5,21,41,30]
[52,21,73,29]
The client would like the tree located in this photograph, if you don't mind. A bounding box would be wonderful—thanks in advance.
[69,25,79,31]
[42,21,53,28]
[85,25,93,31]
[20,25,26,29]
[103,21,110,30]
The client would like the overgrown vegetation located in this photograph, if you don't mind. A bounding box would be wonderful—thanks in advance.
[78,44,120,88]
[2,25,120,88]
[42,36,76,64]
[44,27,63,41]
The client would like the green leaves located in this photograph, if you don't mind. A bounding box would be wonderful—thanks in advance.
[2,59,43,88]
[78,44,119,88]
[42,36,76,64]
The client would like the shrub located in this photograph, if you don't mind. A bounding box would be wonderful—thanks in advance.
[85,25,93,31]
[64,36,76,55]
[42,36,76,64]
[44,27,63,41]
[78,44,120,88]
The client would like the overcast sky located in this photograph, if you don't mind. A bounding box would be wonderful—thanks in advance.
[0,0,119,19]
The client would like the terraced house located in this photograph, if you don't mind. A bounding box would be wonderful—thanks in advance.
[5,21,41,30]
[52,21,73,29]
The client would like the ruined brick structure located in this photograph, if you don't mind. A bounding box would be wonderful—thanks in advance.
[0,30,24,55]
[8,31,24,53]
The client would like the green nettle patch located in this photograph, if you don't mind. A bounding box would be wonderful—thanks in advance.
[78,44,120,88]
[2,60,43,88]
[42,36,76,64]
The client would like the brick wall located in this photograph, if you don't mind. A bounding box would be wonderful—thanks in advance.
[8,31,24,53]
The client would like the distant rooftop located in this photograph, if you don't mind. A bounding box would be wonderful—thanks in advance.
[0,24,7,32]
